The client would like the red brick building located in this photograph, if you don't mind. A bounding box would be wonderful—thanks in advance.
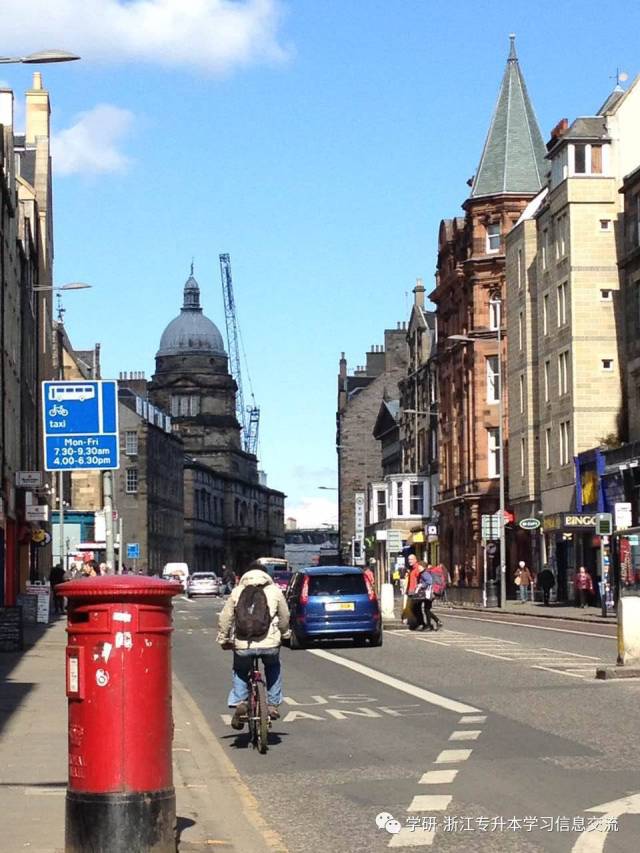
[430,37,547,593]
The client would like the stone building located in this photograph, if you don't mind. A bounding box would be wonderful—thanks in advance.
[620,162,640,444]
[0,75,53,604]
[431,37,546,594]
[506,76,640,599]
[116,388,184,574]
[147,269,284,573]
[337,324,408,563]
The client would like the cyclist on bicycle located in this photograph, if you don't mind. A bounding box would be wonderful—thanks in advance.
[217,561,290,730]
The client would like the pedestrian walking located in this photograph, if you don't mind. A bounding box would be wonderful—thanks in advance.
[537,566,555,606]
[222,564,236,594]
[48,564,66,614]
[514,561,533,602]
[574,566,594,608]
[404,554,425,629]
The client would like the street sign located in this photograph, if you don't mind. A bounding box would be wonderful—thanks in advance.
[26,505,49,522]
[481,513,500,540]
[42,380,119,472]
[595,513,613,536]
[15,471,42,488]
[614,502,632,531]
[126,543,140,560]
[519,517,541,530]
[386,530,403,552]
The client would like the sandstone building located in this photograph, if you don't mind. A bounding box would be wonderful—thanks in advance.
[431,37,546,592]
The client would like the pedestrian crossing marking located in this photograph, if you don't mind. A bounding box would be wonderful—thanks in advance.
[408,794,452,811]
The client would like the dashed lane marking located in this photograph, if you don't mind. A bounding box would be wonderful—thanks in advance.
[308,648,481,714]
[408,795,452,812]
[388,827,435,847]
[419,770,458,784]
[459,715,486,724]
[448,730,481,741]
[434,749,473,764]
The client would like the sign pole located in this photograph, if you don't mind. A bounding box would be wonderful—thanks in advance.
[103,471,115,572]
[59,468,66,573]
[482,540,487,608]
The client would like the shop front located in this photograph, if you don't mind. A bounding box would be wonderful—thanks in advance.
[543,512,601,604]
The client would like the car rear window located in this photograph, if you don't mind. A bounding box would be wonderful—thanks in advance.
[274,571,292,583]
[308,574,366,596]
[192,574,215,580]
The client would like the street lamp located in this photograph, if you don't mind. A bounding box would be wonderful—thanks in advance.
[318,486,338,491]
[33,282,91,292]
[0,50,80,65]
[447,297,506,608]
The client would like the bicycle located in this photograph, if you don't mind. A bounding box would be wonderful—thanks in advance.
[245,653,270,754]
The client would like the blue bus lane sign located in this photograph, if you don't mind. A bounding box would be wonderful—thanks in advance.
[43,380,120,471]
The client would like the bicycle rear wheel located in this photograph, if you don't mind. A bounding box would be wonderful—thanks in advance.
[247,689,258,747]
[255,681,269,754]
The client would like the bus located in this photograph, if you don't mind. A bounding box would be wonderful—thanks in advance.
[255,557,291,590]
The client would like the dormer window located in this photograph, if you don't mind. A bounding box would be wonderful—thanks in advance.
[486,222,500,253]
[572,143,604,176]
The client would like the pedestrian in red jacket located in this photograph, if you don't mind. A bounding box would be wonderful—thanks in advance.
[574,566,593,608]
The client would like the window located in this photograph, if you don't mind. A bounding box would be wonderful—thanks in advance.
[559,420,571,466]
[517,248,523,289]
[125,430,138,456]
[170,394,200,417]
[574,144,586,174]
[543,293,549,334]
[396,481,404,516]
[559,214,567,257]
[544,360,551,402]
[520,437,526,478]
[518,312,524,351]
[542,229,548,269]
[599,219,611,231]
[376,489,386,522]
[600,289,612,301]
[487,429,500,478]
[573,143,603,176]
[601,358,614,371]
[558,351,569,395]
[591,145,603,174]
[489,298,501,331]
[410,482,423,516]
[519,374,525,413]
[486,222,500,253]
[545,428,552,471]
[557,281,567,326]
[486,356,500,403]
[126,468,138,494]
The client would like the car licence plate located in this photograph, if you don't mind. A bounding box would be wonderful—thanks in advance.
[325,602,354,612]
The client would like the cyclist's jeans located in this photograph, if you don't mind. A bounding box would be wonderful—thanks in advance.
[228,648,283,707]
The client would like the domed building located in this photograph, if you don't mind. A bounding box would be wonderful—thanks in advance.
[147,269,284,573]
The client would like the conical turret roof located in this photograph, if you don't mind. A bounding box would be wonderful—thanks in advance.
[471,36,546,198]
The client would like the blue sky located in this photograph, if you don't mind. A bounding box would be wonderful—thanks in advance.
[3,1,640,526]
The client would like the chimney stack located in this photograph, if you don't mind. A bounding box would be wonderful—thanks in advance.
[413,277,425,308]
[25,71,50,145]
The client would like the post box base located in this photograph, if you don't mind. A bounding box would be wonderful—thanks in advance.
[65,788,175,853]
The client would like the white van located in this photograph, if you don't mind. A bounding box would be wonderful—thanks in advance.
[162,562,189,585]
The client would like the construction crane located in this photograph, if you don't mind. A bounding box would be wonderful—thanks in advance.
[219,253,260,456]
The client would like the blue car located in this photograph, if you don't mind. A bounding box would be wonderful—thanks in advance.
[286,566,382,648]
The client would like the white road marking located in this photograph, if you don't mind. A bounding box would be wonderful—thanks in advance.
[180,596,193,603]
[443,612,616,640]
[308,648,481,714]
[419,770,458,784]
[221,714,233,725]
[388,827,435,847]
[459,715,486,724]
[408,794,452,811]
[434,749,472,764]
[449,730,480,741]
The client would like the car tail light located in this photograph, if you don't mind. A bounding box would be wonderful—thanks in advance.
[364,576,377,602]
[300,576,309,605]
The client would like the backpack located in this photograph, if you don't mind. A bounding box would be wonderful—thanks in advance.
[235,585,272,642]
[430,566,447,597]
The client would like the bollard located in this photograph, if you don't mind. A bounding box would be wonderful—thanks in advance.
[58,575,181,853]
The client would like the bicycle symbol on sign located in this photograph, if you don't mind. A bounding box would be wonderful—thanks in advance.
[49,404,69,417]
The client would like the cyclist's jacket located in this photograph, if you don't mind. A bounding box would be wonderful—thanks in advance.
[217,569,290,650]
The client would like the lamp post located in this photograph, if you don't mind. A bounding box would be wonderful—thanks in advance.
[0,50,80,65]
[448,298,506,608]
[36,282,92,573]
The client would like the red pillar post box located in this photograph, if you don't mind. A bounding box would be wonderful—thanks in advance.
[58,575,181,853]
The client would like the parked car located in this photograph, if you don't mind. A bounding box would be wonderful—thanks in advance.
[186,572,223,598]
[273,570,293,592]
[286,566,382,649]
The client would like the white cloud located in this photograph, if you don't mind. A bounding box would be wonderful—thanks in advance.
[1,0,288,74]
[285,496,338,530]
[52,104,134,175]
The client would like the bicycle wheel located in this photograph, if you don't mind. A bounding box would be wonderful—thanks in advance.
[255,680,269,754]
[247,687,258,747]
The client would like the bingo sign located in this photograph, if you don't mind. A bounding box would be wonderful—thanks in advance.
[43,380,120,472]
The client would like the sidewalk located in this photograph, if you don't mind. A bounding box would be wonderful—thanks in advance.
[0,617,284,853]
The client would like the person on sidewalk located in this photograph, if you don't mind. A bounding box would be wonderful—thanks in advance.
[405,554,425,629]
[221,564,236,594]
[514,561,533,602]
[413,566,442,632]
[538,566,555,606]
[217,561,290,729]
[574,566,594,608]
[48,564,66,614]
